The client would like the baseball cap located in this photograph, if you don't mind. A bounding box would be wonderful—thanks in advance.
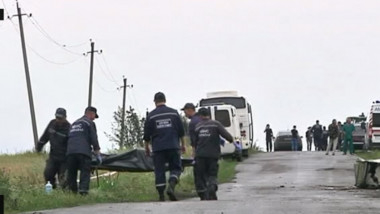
[85,106,99,118]
[154,92,166,102]
[198,107,210,116]
[55,108,67,118]
[181,103,195,110]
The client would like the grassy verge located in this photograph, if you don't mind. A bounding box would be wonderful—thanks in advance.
[356,150,380,160]
[0,151,239,214]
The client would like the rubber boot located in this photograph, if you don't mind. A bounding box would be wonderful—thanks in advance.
[159,192,165,202]
[166,180,177,201]
[208,184,218,200]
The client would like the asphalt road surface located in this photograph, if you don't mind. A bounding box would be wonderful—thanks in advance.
[31,152,380,214]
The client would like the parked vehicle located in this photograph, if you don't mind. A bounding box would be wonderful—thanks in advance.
[365,101,380,149]
[199,91,254,157]
[352,123,366,150]
[200,104,243,161]
[273,131,302,151]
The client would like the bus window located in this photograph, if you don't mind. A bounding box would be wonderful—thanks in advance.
[215,110,231,127]
[200,97,246,108]
[373,113,380,127]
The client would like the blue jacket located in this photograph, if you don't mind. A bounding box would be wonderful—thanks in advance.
[143,105,185,152]
[67,116,100,158]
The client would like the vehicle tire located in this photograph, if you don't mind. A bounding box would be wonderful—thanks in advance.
[242,149,249,157]
[236,154,243,162]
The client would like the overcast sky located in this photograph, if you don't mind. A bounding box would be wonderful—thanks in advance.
[1,0,380,153]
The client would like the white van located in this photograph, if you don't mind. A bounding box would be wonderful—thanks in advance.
[365,101,380,149]
[199,91,254,157]
[201,104,242,159]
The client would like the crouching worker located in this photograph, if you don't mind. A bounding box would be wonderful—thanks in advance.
[194,108,234,200]
[36,108,70,189]
[66,106,101,195]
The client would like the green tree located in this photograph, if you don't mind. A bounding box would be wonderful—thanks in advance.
[105,106,145,150]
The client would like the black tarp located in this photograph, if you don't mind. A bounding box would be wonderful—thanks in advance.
[91,149,194,172]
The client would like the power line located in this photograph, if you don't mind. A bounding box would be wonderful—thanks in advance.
[94,79,119,93]
[95,56,121,87]
[8,18,84,65]
[100,54,119,84]
[25,15,85,56]
[27,44,84,65]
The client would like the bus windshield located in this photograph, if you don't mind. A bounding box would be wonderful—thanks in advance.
[200,97,246,109]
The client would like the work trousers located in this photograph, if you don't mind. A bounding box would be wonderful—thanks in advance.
[152,149,182,194]
[326,137,338,154]
[194,157,219,200]
[44,157,67,189]
[314,137,322,151]
[266,138,272,152]
[307,138,313,151]
[67,154,92,194]
[343,138,354,154]
[291,138,298,151]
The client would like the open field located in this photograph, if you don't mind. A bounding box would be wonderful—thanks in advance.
[0,150,242,213]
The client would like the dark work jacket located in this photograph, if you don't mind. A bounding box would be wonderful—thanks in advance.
[312,124,323,138]
[264,128,273,140]
[66,116,100,158]
[37,119,71,162]
[189,113,202,148]
[194,119,234,159]
[291,129,298,138]
[143,105,185,152]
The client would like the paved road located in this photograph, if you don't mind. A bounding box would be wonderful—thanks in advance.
[32,152,380,214]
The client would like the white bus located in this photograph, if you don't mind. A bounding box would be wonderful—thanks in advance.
[199,91,254,156]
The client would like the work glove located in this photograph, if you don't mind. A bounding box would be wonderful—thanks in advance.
[220,138,226,147]
[233,141,242,151]
[35,142,44,152]
[96,154,102,165]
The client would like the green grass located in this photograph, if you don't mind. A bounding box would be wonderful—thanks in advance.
[0,151,239,214]
[356,150,380,160]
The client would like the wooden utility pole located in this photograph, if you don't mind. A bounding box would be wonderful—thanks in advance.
[12,1,38,147]
[120,77,133,149]
[84,41,101,107]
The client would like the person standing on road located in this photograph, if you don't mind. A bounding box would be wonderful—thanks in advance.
[144,92,186,202]
[326,119,339,155]
[322,126,329,151]
[342,118,355,155]
[194,108,234,200]
[337,121,343,151]
[264,124,274,152]
[66,106,102,195]
[182,103,201,157]
[291,125,299,151]
[312,120,323,151]
[36,108,71,189]
[305,127,313,151]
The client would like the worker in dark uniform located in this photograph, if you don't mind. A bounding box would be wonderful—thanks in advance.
[312,120,323,151]
[66,106,101,195]
[181,103,201,157]
[36,108,70,189]
[144,92,186,201]
[264,124,274,152]
[194,108,234,200]
[305,127,313,151]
